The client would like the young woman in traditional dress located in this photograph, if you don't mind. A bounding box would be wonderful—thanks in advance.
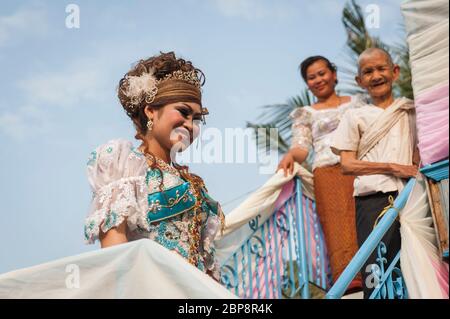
[278,56,363,291]
[84,52,224,281]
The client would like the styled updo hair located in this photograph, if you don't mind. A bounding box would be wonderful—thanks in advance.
[117,52,207,194]
[118,51,205,137]
[300,56,338,84]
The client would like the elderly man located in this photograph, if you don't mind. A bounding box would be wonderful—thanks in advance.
[331,48,420,298]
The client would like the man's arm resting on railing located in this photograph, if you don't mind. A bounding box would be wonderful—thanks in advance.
[99,220,128,248]
[340,151,418,178]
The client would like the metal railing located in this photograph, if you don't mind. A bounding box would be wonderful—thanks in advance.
[325,178,416,299]
[220,177,331,299]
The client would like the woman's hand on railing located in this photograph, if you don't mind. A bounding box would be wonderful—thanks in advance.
[277,148,309,177]
[277,152,295,177]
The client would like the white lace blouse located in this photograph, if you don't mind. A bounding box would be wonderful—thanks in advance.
[84,139,223,280]
[290,95,365,171]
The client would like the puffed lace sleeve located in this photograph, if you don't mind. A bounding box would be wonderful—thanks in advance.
[84,139,149,244]
[289,107,313,150]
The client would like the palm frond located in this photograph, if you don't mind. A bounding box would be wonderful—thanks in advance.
[342,0,371,58]
[390,42,414,99]
[249,0,414,155]
[339,0,412,97]
[340,0,385,90]
[247,89,313,153]
[246,122,290,154]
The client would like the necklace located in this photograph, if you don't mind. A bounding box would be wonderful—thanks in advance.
[138,147,180,176]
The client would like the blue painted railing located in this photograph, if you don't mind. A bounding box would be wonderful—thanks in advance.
[220,177,418,299]
[420,159,449,182]
[420,159,449,259]
[220,177,331,299]
[369,246,408,299]
[326,178,416,299]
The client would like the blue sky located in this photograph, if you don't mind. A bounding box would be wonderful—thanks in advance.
[0,0,405,274]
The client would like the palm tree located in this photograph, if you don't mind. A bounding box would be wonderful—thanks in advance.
[246,89,314,154]
[340,0,413,98]
[391,42,414,99]
[338,0,388,94]
[248,0,413,154]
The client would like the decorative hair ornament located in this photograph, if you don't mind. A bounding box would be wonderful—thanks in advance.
[122,69,158,109]
[161,70,202,88]
[121,69,202,111]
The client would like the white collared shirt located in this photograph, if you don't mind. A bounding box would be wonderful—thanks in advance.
[330,101,415,196]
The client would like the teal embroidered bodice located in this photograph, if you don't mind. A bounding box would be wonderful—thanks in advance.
[84,139,223,280]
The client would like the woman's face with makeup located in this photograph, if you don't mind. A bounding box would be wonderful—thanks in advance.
[147,102,203,153]
[305,60,337,99]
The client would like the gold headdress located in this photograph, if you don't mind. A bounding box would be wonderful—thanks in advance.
[120,69,208,118]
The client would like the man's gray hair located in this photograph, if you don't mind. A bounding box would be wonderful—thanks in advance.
[357,48,394,75]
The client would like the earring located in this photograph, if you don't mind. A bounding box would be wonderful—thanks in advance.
[147,119,153,132]
[196,125,202,149]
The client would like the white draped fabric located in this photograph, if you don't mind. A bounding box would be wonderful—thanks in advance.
[2,167,447,299]
[401,0,449,36]
[0,163,312,299]
[0,239,237,299]
[407,20,449,96]
[401,0,449,165]
[400,175,449,299]
[400,1,449,298]
[215,163,314,264]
